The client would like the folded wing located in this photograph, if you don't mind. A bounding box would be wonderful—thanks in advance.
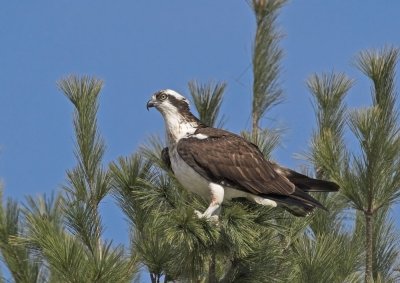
[177,127,295,196]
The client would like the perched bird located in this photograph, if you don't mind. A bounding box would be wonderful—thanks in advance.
[147,89,339,218]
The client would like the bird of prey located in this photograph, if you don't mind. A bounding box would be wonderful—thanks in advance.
[147,89,339,218]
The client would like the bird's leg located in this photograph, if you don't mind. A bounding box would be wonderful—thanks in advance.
[195,183,224,221]
[195,202,221,219]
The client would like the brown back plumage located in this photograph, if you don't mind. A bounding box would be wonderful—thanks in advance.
[177,127,295,195]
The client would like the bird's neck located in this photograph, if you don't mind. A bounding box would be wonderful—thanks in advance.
[161,110,204,145]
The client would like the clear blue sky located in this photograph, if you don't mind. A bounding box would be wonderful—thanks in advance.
[1,0,400,276]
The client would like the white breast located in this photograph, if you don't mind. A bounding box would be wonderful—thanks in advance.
[169,146,211,200]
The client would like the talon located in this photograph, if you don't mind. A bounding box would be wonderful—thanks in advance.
[209,215,219,223]
[194,210,219,224]
[194,210,203,218]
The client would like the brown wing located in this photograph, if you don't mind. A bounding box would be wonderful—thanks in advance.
[161,147,172,172]
[177,127,295,196]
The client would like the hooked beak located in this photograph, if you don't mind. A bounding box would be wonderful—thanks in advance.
[146,99,155,111]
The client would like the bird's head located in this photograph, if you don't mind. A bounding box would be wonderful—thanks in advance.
[146,89,190,114]
[147,89,204,142]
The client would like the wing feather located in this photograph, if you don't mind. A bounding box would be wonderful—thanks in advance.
[161,147,172,172]
[177,128,295,196]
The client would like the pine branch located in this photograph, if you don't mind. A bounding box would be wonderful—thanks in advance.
[188,80,227,128]
[59,75,110,252]
[299,71,367,282]
[356,47,398,119]
[344,47,400,282]
[110,153,190,281]
[291,232,362,283]
[307,72,352,180]
[251,0,286,136]
[371,210,400,281]
[53,75,137,282]
[346,47,400,213]
[308,72,353,139]
[139,135,171,173]
[306,72,353,234]
[0,189,44,283]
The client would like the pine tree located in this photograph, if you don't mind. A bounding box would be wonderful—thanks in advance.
[311,49,400,282]
[0,185,46,283]
[251,0,285,138]
[111,83,290,282]
[349,47,400,282]
[3,76,139,283]
[296,72,363,282]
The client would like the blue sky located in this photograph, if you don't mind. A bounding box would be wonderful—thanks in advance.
[1,0,400,277]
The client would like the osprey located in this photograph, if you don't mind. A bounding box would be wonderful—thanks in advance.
[147,89,339,218]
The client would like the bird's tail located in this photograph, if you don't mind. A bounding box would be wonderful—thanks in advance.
[275,166,340,193]
[266,165,340,216]
[267,188,326,217]
[290,176,339,193]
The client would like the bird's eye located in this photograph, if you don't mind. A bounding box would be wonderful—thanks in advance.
[159,94,167,100]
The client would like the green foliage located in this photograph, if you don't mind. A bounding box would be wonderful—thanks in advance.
[21,193,137,283]
[291,232,362,283]
[307,72,353,234]
[357,47,398,117]
[308,72,352,181]
[344,47,400,213]
[251,0,286,135]
[371,210,400,282]
[188,80,227,128]
[308,72,352,138]
[2,76,140,283]
[0,188,43,283]
[345,48,400,282]
[301,70,367,283]
[110,152,180,282]
[307,48,400,282]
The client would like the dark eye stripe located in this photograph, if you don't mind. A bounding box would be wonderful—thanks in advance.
[168,95,190,111]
